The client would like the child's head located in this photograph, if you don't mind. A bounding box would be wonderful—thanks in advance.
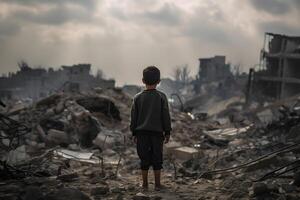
[142,66,160,86]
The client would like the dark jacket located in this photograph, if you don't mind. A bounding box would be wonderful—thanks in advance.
[130,89,172,136]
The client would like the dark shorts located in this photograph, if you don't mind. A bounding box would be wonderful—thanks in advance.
[136,133,164,170]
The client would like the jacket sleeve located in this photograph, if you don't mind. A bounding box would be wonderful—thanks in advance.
[130,97,138,136]
[161,94,172,135]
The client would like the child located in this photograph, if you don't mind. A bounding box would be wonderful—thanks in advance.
[130,66,172,190]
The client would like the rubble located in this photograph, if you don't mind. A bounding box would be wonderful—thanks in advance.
[172,147,199,160]
[2,69,300,199]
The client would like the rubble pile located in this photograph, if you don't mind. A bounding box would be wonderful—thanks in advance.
[1,88,300,199]
[169,98,300,199]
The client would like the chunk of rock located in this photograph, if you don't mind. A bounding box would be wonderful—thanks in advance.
[46,129,70,146]
[164,141,181,155]
[203,132,229,147]
[172,146,199,160]
[72,112,101,148]
[132,192,150,200]
[7,145,30,165]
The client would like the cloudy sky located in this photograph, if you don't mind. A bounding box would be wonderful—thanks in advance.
[0,0,299,85]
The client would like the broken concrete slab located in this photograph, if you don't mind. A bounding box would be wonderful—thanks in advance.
[93,129,123,149]
[132,192,150,200]
[203,132,229,147]
[164,141,182,155]
[7,102,26,115]
[6,145,30,165]
[46,129,70,146]
[172,146,199,160]
[54,149,100,164]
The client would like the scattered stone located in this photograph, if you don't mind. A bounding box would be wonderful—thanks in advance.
[132,192,150,200]
[6,145,30,165]
[203,132,229,147]
[164,141,182,155]
[111,187,126,193]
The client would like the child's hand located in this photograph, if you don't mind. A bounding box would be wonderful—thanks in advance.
[133,136,137,144]
[164,134,170,144]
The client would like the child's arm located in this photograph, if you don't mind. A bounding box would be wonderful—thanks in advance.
[161,94,172,136]
[130,97,138,136]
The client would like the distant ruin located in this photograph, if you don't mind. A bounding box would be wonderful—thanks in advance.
[0,63,115,101]
[198,55,232,83]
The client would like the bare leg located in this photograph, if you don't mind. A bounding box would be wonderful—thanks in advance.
[154,170,161,188]
[142,170,149,188]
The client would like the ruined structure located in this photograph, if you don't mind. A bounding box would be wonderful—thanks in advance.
[250,33,300,100]
[193,55,234,94]
[0,63,115,101]
[198,56,232,83]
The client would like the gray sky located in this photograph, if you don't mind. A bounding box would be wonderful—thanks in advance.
[0,0,299,86]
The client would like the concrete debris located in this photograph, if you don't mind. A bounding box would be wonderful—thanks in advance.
[54,149,100,164]
[164,141,182,155]
[6,145,30,165]
[2,48,300,199]
[46,129,70,146]
[172,147,199,160]
[132,192,150,200]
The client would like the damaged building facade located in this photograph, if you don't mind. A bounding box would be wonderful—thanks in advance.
[0,62,115,101]
[249,33,300,100]
[198,55,232,83]
[193,55,234,95]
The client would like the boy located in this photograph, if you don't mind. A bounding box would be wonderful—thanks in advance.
[130,66,172,190]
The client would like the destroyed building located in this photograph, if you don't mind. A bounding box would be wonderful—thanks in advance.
[198,56,232,83]
[0,62,115,101]
[193,56,234,94]
[249,33,300,100]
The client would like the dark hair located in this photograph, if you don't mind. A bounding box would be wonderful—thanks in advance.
[143,66,160,85]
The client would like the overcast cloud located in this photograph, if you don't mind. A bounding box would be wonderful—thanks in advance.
[0,0,299,85]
